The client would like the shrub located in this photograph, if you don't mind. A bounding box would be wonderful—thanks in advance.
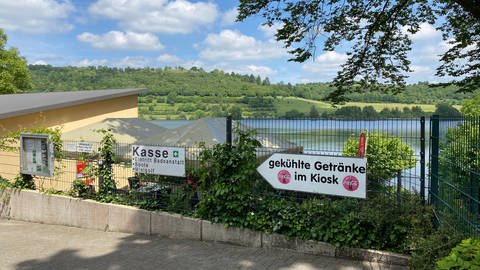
[409,222,463,270]
[343,132,416,191]
[70,179,94,199]
[14,174,35,190]
[436,238,480,270]
[195,128,264,226]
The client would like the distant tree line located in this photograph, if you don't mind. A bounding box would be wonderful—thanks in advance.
[283,103,462,119]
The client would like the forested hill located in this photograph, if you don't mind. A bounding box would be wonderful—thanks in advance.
[28,65,472,104]
[28,65,289,97]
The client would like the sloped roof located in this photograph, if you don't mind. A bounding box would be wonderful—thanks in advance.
[144,118,300,151]
[143,118,226,146]
[62,118,167,144]
[0,88,146,119]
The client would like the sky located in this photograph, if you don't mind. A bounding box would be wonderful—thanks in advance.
[0,0,454,84]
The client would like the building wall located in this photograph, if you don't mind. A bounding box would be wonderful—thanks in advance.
[0,94,138,186]
[0,95,138,136]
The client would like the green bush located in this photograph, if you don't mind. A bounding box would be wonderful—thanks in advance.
[70,179,94,199]
[14,174,35,190]
[409,222,464,270]
[195,129,432,254]
[436,238,480,269]
[195,128,264,226]
[343,132,416,190]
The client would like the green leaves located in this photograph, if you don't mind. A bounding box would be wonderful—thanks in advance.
[0,28,32,94]
[237,0,480,103]
[343,132,416,190]
[436,238,480,270]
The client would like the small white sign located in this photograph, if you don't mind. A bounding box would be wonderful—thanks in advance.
[257,153,367,199]
[77,142,94,153]
[66,143,76,152]
[131,145,185,177]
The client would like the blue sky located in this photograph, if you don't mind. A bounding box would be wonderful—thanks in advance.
[0,0,454,84]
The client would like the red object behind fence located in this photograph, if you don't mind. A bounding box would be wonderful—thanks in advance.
[358,132,366,158]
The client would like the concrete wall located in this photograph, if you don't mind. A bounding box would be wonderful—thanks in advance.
[0,188,409,266]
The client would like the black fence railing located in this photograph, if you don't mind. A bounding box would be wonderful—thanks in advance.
[430,116,480,237]
[234,117,427,197]
[1,117,432,216]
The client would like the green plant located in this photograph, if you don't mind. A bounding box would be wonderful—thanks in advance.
[13,174,35,189]
[195,127,264,226]
[409,222,464,270]
[70,179,94,199]
[436,238,480,269]
[343,132,416,191]
[95,129,117,200]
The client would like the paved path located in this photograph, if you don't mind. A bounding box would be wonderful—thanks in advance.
[0,219,406,270]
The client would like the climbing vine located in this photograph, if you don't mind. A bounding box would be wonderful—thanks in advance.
[95,129,117,200]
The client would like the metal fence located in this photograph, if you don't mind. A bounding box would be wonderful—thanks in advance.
[1,117,432,218]
[235,117,427,199]
[430,116,480,236]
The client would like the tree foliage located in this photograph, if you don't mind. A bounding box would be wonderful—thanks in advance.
[461,94,480,117]
[0,29,32,94]
[237,0,480,103]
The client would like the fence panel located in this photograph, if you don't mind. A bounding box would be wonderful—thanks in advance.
[1,117,428,213]
[235,117,426,197]
[430,116,480,237]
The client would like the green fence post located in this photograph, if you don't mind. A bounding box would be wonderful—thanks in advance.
[226,115,232,147]
[430,115,440,205]
[420,116,426,202]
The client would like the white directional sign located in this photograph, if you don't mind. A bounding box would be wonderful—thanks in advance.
[257,153,367,199]
[132,145,186,177]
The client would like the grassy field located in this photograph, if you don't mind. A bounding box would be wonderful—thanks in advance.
[291,97,442,112]
[139,95,457,119]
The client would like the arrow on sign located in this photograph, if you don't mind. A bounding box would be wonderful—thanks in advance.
[257,153,367,199]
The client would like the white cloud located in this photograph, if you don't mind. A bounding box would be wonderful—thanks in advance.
[71,59,108,67]
[0,0,74,33]
[199,30,287,61]
[157,54,182,64]
[411,65,432,74]
[32,60,49,65]
[403,23,441,41]
[71,57,150,68]
[89,0,218,34]
[116,56,149,68]
[302,51,348,75]
[245,65,276,76]
[258,23,282,39]
[77,31,164,51]
[221,8,238,26]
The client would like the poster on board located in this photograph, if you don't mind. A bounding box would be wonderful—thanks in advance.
[20,133,54,177]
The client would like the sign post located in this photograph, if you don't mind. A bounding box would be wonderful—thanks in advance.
[257,153,367,199]
[131,145,186,177]
[20,133,54,177]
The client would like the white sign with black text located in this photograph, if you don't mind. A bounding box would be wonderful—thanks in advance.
[131,145,185,177]
[257,153,367,199]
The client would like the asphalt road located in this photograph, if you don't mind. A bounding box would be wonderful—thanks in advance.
[0,219,406,270]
